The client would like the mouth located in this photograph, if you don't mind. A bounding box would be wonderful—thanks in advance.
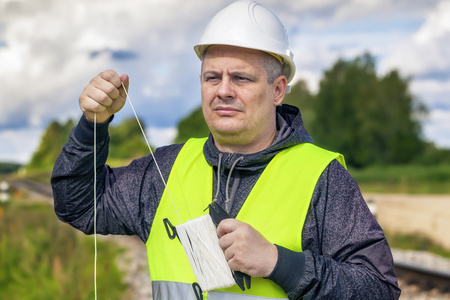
[214,105,241,116]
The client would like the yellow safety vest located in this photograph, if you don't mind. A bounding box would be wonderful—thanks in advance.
[146,138,345,299]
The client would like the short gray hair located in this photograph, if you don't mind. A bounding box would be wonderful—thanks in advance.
[259,52,283,84]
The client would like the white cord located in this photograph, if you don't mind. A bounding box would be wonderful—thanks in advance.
[120,81,235,292]
[121,82,182,224]
[93,113,98,300]
[176,215,235,292]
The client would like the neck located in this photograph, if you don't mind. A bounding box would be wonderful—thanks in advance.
[214,128,278,154]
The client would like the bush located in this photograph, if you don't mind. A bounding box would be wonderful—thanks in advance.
[0,203,126,299]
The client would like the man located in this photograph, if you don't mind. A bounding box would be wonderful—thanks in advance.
[52,1,400,299]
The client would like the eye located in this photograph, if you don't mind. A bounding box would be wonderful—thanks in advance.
[236,76,251,82]
[204,75,220,82]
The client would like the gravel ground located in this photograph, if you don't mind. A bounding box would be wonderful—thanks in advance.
[393,249,450,299]
[108,235,450,300]
[393,249,450,273]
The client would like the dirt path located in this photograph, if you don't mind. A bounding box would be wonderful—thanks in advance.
[364,193,450,249]
[100,235,152,300]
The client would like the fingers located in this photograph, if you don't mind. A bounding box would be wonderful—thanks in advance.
[216,219,278,277]
[79,70,128,123]
[217,218,238,237]
[217,219,251,264]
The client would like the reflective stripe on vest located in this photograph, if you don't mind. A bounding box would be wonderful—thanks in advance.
[147,138,345,300]
[152,281,288,300]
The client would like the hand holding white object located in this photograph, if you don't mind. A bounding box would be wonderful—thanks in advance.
[217,219,278,278]
[79,70,129,123]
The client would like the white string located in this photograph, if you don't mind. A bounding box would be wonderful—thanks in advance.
[120,81,235,292]
[121,82,182,224]
[93,113,98,300]
[176,215,235,292]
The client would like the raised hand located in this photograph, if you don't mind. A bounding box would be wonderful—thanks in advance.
[79,70,129,123]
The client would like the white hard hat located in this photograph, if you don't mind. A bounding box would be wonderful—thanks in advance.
[194,0,296,84]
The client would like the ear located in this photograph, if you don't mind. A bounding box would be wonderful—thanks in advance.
[273,75,288,106]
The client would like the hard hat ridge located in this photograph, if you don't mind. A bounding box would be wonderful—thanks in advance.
[194,0,296,84]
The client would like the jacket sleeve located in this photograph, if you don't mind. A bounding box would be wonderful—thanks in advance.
[266,160,401,299]
[51,115,182,242]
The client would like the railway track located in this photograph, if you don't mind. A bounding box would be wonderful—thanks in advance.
[11,179,53,197]
[5,178,54,204]
[395,260,450,294]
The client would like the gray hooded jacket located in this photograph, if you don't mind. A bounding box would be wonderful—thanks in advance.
[51,104,400,299]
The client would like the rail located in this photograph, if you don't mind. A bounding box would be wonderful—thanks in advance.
[395,260,450,293]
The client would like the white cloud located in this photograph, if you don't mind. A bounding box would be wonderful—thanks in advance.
[0,0,116,129]
[423,109,450,148]
[0,128,42,164]
[378,1,450,77]
[413,1,450,44]
[0,0,214,130]
[146,127,178,148]
[1,0,450,164]
[410,79,450,109]
[291,28,410,92]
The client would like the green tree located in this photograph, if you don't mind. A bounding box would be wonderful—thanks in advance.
[108,117,151,160]
[312,53,425,167]
[0,162,22,174]
[282,79,315,131]
[174,106,210,144]
[28,119,75,170]
[27,117,152,171]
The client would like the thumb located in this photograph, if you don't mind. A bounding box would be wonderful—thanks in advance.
[120,74,129,91]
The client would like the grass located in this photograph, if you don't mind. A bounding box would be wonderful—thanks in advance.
[385,231,450,259]
[0,202,127,300]
[349,164,450,194]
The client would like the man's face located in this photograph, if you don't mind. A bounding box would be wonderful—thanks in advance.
[201,45,284,153]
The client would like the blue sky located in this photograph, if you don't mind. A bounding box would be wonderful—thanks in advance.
[0,0,449,163]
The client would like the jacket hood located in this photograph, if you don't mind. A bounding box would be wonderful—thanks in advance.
[203,104,313,172]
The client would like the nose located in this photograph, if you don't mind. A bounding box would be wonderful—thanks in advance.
[217,77,236,100]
